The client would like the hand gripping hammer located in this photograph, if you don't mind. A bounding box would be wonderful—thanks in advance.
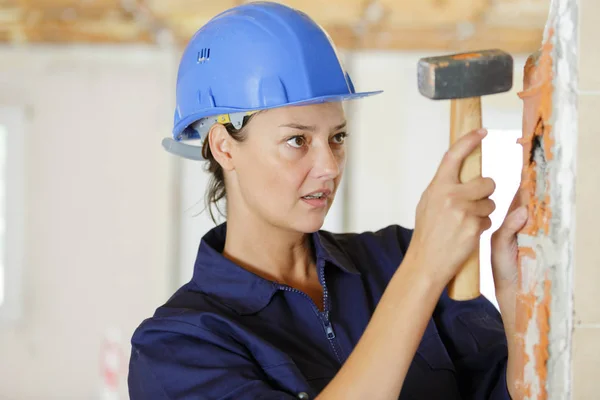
[417,50,513,300]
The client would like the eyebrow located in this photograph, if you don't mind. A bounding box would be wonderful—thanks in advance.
[279,121,347,132]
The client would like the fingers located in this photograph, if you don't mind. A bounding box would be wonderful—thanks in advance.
[465,214,493,236]
[470,198,496,217]
[491,186,528,243]
[462,177,496,200]
[434,128,487,183]
[493,205,528,241]
[505,186,527,215]
[480,216,493,232]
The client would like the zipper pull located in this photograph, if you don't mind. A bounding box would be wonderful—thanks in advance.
[325,321,335,339]
[323,312,335,339]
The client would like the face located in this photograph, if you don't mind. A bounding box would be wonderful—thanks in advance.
[213,102,347,233]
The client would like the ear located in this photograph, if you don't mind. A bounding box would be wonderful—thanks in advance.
[208,124,235,171]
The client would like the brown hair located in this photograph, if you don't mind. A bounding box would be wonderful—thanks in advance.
[200,114,258,224]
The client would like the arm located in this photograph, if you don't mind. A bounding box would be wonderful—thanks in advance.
[128,321,298,400]
[130,130,496,400]
[317,251,446,400]
[427,179,527,400]
[433,291,511,399]
[318,129,496,399]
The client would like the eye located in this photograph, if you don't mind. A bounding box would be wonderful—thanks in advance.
[331,132,348,144]
[286,135,306,148]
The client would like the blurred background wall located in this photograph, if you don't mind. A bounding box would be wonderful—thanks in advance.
[0,1,551,399]
[0,46,179,399]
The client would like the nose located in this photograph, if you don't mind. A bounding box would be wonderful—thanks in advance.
[311,142,341,180]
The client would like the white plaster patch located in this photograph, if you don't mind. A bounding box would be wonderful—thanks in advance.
[519,234,555,399]
[547,0,578,398]
[546,0,578,400]
[517,0,578,397]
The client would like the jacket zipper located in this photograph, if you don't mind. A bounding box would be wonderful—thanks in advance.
[277,262,343,364]
[317,262,340,359]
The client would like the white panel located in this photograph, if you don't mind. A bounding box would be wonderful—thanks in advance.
[0,46,176,399]
[346,51,450,232]
[178,155,216,285]
[0,107,25,323]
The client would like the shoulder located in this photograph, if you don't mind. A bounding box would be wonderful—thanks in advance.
[321,224,413,255]
[127,285,284,399]
[327,224,412,249]
[130,282,237,350]
[318,224,414,276]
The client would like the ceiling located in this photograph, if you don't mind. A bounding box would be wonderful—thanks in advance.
[0,0,550,53]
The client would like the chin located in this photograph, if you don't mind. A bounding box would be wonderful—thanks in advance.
[270,201,333,233]
[295,213,328,233]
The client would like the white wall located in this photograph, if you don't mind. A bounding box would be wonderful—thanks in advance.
[0,45,178,399]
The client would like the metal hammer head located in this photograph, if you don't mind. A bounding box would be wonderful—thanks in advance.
[418,49,513,100]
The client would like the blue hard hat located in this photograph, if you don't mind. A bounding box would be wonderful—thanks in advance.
[162,1,383,160]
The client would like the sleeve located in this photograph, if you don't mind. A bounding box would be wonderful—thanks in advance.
[127,320,299,400]
[433,290,511,400]
[391,226,511,399]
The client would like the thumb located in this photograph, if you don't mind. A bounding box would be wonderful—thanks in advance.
[495,205,528,241]
[434,129,487,183]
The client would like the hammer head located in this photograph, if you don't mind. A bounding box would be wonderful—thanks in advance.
[418,49,513,100]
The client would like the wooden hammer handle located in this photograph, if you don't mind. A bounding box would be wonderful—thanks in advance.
[448,97,482,301]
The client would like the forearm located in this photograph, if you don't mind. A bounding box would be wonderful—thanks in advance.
[496,289,520,399]
[317,253,444,400]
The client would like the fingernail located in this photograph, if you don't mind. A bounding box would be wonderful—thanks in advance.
[478,128,488,136]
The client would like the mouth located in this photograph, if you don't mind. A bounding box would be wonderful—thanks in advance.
[301,189,332,207]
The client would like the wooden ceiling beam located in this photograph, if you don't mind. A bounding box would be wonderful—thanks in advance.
[378,0,492,27]
[326,24,544,53]
[0,0,550,53]
[0,18,149,43]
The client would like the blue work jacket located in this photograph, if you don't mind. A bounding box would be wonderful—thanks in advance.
[128,223,510,399]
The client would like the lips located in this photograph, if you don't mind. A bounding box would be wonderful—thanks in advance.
[300,189,332,208]
[301,189,331,200]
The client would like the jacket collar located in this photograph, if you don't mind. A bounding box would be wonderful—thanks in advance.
[191,223,360,315]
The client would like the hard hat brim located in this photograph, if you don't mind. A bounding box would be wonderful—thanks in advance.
[172,90,384,141]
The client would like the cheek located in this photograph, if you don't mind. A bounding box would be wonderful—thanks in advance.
[275,161,312,193]
[238,151,308,200]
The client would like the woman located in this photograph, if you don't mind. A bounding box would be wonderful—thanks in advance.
[129,2,527,399]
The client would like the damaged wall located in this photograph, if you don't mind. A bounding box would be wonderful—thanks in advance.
[515,0,578,398]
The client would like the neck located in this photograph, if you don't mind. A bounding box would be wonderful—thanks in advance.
[222,208,315,285]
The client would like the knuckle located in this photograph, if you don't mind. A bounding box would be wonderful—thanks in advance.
[444,197,453,210]
[443,150,459,164]
[455,207,468,223]
[421,188,434,204]
[465,218,480,236]
[473,218,481,231]
[441,150,451,163]
[445,195,461,211]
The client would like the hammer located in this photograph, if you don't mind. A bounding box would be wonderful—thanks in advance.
[417,49,513,301]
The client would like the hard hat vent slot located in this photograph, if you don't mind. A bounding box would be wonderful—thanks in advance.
[197,48,211,64]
